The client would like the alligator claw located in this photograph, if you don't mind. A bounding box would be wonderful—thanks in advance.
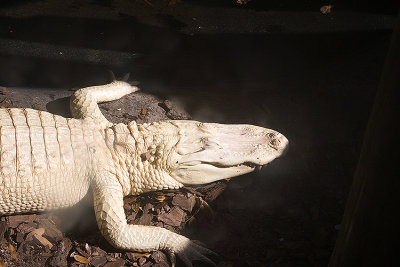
[166,236,217,267]
[166,248,177,267]
[178,240,217,267]
[106,70,139,86]
[120,72,140,86]
[121,72,130,82]
[107,69,117,81]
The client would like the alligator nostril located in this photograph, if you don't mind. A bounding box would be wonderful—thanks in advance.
[271,139,281,147]
[267,132,277,138]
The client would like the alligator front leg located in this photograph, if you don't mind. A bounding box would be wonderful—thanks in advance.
[92,173,216,267]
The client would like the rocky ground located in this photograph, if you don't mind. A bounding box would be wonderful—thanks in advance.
[0,179,228,267]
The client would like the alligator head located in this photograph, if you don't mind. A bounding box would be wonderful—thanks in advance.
[149,120,289,185]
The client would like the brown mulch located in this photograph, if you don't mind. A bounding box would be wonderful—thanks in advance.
[0,182,227,267]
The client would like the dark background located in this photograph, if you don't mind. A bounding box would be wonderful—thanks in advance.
[0,0,398,266]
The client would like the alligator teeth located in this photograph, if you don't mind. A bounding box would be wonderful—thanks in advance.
[255,165,262,172]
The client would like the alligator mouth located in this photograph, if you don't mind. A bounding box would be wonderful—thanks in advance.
[242,162,262,171]
[210,162,263,171]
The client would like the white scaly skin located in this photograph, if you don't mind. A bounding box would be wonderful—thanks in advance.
[0,80,289,266]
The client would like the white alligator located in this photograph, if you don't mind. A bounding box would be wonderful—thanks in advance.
[0,80,288,266]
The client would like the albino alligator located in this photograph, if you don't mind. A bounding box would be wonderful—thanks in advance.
[0,80,288,266]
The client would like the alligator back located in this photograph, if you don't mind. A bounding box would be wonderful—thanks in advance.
[0,108,94,214]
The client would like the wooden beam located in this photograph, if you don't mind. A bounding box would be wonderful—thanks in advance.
[329,15,400,266]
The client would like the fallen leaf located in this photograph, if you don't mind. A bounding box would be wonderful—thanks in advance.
[76,246,90,258]
[134,253,151,259]
[85,243,91,255]
[0,259,5,267]
[320,5,333,14]
[140,108,147,115]
[8,243,18,260]
[73,254,91,264]
[156,195,166,201]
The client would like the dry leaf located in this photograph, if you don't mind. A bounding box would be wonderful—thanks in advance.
[156,195,166,201]
[8,243,18,260]
[140,108,147,115]
[85,243,91,255]
[320,5,333,14]
[74,254,91,264]
[0,259,5,267]
[134,253,151,259]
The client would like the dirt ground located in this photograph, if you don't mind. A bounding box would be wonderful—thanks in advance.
[0,0,397,266]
